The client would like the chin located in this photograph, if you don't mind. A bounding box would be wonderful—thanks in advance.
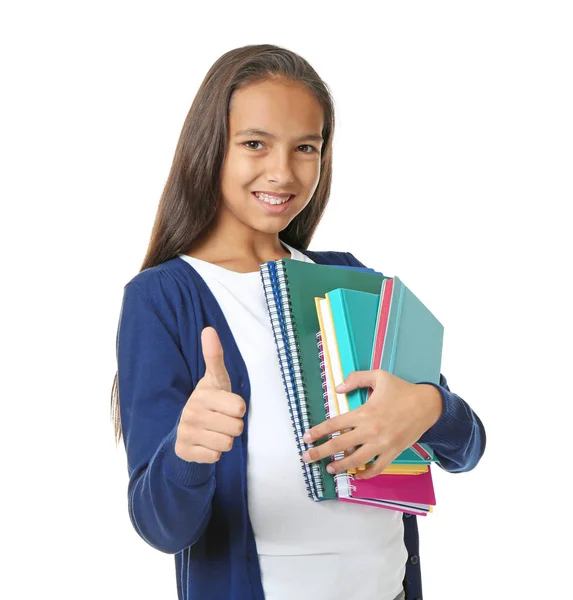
[249,213,296,233]
[254,220,292,235]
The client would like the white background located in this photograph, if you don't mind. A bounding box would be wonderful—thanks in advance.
[2,1,571,598]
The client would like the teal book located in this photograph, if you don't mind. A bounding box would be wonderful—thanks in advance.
[378,276,444,386]
[372,276,444,463]
[328,287,439,465]
[327,288,379,410]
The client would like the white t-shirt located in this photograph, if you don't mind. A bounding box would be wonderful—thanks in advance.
[178,242,406,600]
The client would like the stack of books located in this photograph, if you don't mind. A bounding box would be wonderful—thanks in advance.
[260,258,444,516]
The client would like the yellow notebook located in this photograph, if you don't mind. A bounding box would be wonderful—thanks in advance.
[316,296,367,472]
[315,297,358,466]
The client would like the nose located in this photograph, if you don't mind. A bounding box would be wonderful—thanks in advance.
[266,147,295,185]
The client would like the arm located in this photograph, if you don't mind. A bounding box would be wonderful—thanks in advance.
[416,375,486,472]
[116,280,215,554]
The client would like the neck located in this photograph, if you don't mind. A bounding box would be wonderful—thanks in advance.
[186,221,292,272]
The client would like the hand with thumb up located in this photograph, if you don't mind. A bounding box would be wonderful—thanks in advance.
[175,327,247,464]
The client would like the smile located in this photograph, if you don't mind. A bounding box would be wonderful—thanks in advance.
[254,192,293,205]
[252,192,295,214]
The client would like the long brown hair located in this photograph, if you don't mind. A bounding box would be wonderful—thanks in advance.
[111,44,337,444]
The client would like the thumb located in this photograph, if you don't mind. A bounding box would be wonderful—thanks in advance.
[200,327,231,391]
[335,370,380,393]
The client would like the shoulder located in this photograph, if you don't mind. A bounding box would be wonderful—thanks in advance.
[125,256,191,289]
[299,249,369,269]
[122,256,200,316]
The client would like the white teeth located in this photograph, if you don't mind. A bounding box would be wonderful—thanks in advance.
[255,192,291,205]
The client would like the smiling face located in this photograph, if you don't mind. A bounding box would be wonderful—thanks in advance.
[216,77,325,242]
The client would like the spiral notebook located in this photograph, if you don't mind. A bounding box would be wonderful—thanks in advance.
[260,258,386,501]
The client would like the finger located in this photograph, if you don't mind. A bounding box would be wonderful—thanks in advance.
[183,401,245,436]
[302,429,363,463]
[335,369,383,394]
[353,452,393,480]
[202,409,245,438]
[175,443,221,464]
[324,444,378,475]
[198,389,246,420]
[181,428,238,453]
[200,327,231,391]
[303,412,356,444]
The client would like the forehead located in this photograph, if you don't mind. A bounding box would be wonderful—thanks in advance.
[229,79,324,136]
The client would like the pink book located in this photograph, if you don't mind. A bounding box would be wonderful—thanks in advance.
[370,278,394,374]
[338,496,430,516]
[353,467,436,505]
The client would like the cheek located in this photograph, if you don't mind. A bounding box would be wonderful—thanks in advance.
[300,161,321,187]
[224,153,257,185]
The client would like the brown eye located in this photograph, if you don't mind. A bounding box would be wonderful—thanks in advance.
[244,141,263,150]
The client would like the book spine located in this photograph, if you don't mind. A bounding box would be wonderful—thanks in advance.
[317,331,344,458]
[387,284,405,374]
[340,292,361,378]
[260,261,319,501]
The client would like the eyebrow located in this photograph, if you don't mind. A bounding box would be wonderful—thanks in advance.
[233,128,324,143]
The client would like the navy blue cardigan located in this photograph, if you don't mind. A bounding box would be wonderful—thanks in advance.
[116,249,486,600]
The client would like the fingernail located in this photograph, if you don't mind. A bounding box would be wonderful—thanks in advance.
[302,451,311,462]
[326,465,335,474]
[303,432,312,442]
[335,382,345,392]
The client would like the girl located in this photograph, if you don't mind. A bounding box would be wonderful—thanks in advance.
[112,44,486,600]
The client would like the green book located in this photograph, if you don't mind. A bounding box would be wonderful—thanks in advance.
[260,258,388,501]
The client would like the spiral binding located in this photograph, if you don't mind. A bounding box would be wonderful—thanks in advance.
[334,472,355,497]
[317,331,344,454]
[317,330,352,498]
[260,261,321,501]
[274,260,324,499]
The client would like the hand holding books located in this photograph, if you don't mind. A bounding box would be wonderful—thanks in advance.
[301,369,443,479]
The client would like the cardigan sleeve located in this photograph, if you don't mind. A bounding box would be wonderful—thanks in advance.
[116,279,215,554]
[416,374,486,472]
[344,252,486,473]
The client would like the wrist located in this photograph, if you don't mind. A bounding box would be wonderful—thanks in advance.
[416,383,444,428]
